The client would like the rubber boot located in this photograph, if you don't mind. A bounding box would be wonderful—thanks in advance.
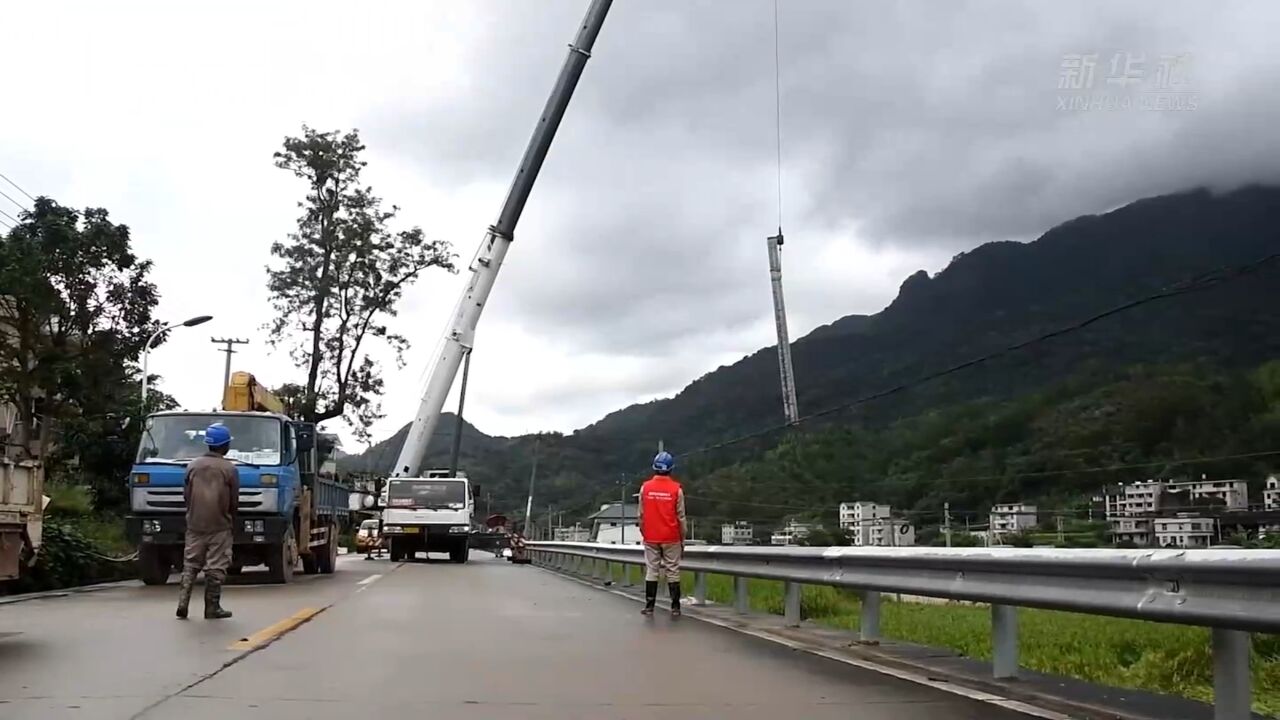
[669,581,682,617]
[641,580,658,616]
[175,567,197,619]
[203,573,233,620]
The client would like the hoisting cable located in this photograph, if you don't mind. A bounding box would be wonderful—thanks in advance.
[772,0,784,236]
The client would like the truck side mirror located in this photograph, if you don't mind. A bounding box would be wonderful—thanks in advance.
[293,422,316,452]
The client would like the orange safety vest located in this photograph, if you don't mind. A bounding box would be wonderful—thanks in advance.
[639,475,683,544]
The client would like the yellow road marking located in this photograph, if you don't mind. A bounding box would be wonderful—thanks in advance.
[228,607,323,651]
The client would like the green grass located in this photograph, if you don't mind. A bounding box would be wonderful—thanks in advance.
[596,563,1279,717]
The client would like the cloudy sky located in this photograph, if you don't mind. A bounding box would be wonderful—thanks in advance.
[2,1,1277,449]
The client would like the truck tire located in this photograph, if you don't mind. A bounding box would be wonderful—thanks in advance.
[138,545,171,586]
[389,538,404,562]
[317,524,338,575]
[266,529,296,584]
[301,552,319,575]
[450,540,469,564]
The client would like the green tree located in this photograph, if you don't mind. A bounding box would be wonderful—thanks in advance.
[0,199,159,482]
[266,125,454,439]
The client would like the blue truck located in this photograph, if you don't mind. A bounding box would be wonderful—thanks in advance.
[125,372,350,584]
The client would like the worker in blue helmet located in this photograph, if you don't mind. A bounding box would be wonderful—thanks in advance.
[638,451,687,617]
[175,423,240,620]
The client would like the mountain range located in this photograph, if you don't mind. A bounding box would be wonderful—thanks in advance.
[342,184,1280,525]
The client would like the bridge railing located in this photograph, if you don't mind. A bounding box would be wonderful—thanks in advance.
[528,542,1280,720]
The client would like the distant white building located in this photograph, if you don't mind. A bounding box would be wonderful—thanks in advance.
[838,501,915,546]
[1154,516,1216,548]
[1264,476,1279,512]
[587,503,639,544]
[989,503,1037,537]
[1172,479,1248,511]
[770,520,813,546]
[839,502,889,531]
[553,524,591,542]
[1111,517,1155,546]
[1104,480,1166,518]
[721,521,753,545]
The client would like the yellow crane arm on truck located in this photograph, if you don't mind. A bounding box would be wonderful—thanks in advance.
[222,371,286,414]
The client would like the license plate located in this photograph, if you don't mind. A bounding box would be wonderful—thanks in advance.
[403,527,420,534]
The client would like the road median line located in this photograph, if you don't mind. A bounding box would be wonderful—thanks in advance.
[228,607,324,651]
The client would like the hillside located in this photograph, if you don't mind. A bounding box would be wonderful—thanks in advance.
[346,185,1280,523]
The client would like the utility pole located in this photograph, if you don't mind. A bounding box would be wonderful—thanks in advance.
[523,438,540,535]
[448,348,473,477]
[547,504,553,541]
[766,231,800,424]
[944,502,952,548]
[619,474,627,545]
[1056,515,1065,544]
[211,338,249,391]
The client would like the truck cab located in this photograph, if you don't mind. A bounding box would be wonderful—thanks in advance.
[381,470,473,563]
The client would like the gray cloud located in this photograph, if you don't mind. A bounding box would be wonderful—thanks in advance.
[363,0,1280,374]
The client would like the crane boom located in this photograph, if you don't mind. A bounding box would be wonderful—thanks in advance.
[392,0,613,478]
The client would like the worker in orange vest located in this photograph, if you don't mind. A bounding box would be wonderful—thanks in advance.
[638,451,687,617]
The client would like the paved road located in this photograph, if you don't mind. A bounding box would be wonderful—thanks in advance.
[1,554,1037,720]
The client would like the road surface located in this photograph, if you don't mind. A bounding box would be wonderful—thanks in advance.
[0,554,1038,719]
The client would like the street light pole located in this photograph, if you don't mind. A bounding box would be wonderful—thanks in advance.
[141,315,213,407]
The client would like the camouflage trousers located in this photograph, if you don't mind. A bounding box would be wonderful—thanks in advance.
[183,529,232,582]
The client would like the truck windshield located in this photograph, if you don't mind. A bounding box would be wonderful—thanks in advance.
[387,480,466,508]
[137,415,284,465]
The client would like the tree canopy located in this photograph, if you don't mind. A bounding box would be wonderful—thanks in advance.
[0,198,168,508]
[266,125,455,439]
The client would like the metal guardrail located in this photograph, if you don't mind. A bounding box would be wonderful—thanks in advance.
[529,542,1280,720]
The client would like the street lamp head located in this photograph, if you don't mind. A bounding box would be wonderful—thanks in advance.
[182,315,213,327]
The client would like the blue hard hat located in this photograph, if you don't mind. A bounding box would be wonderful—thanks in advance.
[204,424,232,447]
[652,451,674,473]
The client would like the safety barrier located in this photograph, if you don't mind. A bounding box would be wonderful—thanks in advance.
[528,542,1280,720]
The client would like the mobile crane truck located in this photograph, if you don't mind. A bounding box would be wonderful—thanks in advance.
[126,372,350,584]
[383,0,613,563]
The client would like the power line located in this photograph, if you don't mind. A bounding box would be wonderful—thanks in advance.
[0,207,19,227]
[0,187,27,212]
[676,251,1280,462]
[0,171,35,203]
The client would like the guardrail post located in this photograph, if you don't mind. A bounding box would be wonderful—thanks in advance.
[860,591,881,642]
[1212,628,1250,720]
[784,581,802,627]
[593,558,604,581]
[622,563,633,587]
[992,604,1019,679]
[734,576,749,614]
[693,572,707,605]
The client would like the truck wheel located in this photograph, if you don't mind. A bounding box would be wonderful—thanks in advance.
[138,545,171,586]
[228,562,243,576]
[266,530,296,584]
[389,539,404,562]
[317,524,338,575]
[450,541,469,564]
[301,552,319,575]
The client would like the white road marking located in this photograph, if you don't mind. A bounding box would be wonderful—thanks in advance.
[356,574,383,592]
